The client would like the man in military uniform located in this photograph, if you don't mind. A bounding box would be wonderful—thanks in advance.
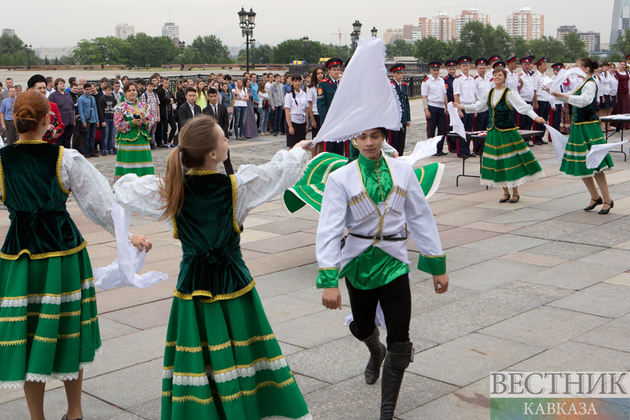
[474,58,491,132]
[532,57,551,144]
[421,61,448,155]
[488,55,501,70]
[443,59,458,152]
[453,55,476,157]
[317,57,344,155]
[517,56,538,141]
[388,63,411,156]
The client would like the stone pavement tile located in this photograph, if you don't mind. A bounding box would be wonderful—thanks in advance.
[241,248,268,261]
[448,258,546,292]
[240,229,280,244]
[498,280,574,300]
[428,198,479,215]
[82,231,117,246]
[605,272,630,287]
[278,340,306,357]
[441,245,503,273]
[293,373,330,395]
[524,182,590,198]
[479,306,608,349]
[474,195,552,211]
[603,168,630,184]
[249,201,282,214]
[436,223,457,231]
[565,219,630,247]
[433,207,509,227]
[578,248,630,270]
[138,231,180,246]
[89,244,182,272]
[524,241,606,260]
[243,216,275,228]
[408,333,543,387]
[83,359,163,410]
[85,243,120,259]
[255,218,319,235]
[548,283,630,318]
[507,341,630,372]
[272,309,352,348]
[614,240,630,250]
[241,232,315,254]
[462,221,520,233]
[483,208,565,227]
[138,258,182,278]
[410,279,479,316]
[263,208,321,222]
[98,317,140,341]
[499,251,568,268]
[426,192,451,202]
[515,176,575,193]
[304,374,457,420]
[246,244,317,277]
[555,209,626,225]
[455,187,506,203]
[95,277,177,314]
[522,261,625,290]
[608,196,630,215]
[86,326,166,380]
[408,287,554,344]
[439,183,488,196]
[260,294,325,324]
[127,398,160,420]
[285,285,351,309]
[254,263,318,299]
[461,234,548,256]
[302,227,318,234]
[0,387,37,404]
[0,388,127,419]
[528,193,598,214]
[128,220,171,235]
[512,220,592,241]
[434,227,501,250]
[573,313,630,353]
[101,298,172,330]
[108,413,146,420]
[399,377,489,420]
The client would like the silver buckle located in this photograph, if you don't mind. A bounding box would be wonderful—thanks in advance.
[373,235,383,241]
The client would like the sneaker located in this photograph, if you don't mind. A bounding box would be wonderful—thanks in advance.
[102,151,108,156]
[273,132,278,136]
[110,149,116,155]
[89,153,99,158]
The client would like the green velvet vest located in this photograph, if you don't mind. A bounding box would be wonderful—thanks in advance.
[573,78,599,124]
[0,141,85,260]
[173,171,253,299]
[487,88,516,131]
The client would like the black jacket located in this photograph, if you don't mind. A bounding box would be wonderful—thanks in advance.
[178,102,201,127]
[155,85,168,118]
[203,103,229,137]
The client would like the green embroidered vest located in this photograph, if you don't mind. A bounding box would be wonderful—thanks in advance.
[573,78,599,124]
[0,141,85,260]
[172,171,253,299]
[487,88,516,130]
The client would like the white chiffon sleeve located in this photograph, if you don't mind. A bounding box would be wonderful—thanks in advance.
[112,174,166,221]
[464,90,489,113]
[234,147,309,225]
[60,148,115,236]
[507,91,539,120]
[567,81,597,108]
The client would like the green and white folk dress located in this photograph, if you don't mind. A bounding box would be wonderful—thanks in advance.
[557,77,614,177]
[113,147,312,420]
[114,99,156,182]
[464,87,545,188]
[0,140,117,388]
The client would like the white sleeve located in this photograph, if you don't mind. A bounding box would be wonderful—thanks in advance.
[464,89,489,113]
[315,175,347,272]
[234,147,309,225]
[453,78,461,96]
[420,80,429,96]
[507,90,539,120]
[284,93,292,109]
[567,81,597,108]
[112,174,166,220]
[60,148,115,236]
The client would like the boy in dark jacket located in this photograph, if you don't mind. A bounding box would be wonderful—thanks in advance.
[97,84,118,155]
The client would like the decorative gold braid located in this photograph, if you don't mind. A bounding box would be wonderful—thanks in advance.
[172,395,214,405]
[15,140,47,145]
[81,315,98,326]
[0,154,5,203]
[58,332,81,339]
[26,310,81,320]
[82,296,96,304]
[28,334,58,343]
[229,174,243,234]
[172,280,255,302]
[0,241,88,261]
[0,316,27,322]
[171,214,179,239]
[165,333,276,353]
[216,378,295,402]
[187,170,218,175]
[57,146,71,195]
[0,339,27,346]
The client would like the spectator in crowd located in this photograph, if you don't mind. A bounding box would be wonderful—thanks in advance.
[225,74,234,89]
[269,73,284,136]
[45,76,54,97]
[141,81,161,149]
[258,82,271,136]
[97,83,118,155]
[243,78,258,139]
[77,83,100,158]
[29,74,64,144]
[284,74,309,148]
[178,86,201,128]
[251,73,260,129]
[0,79,10,101]
[284,74,292,94]
[209,73,216,85]
[203,87,229,137]
[78,77,87,87]
[220,82,234,137]
[0,86,17,144]
[151,73,165,147]
[15,85,23,95]
[217,73,224,85]
[71,83,83,150]
[160,77,177,147]
[113,80,123,102]
[48,78,75,148]
[137,78,146,95]
[64,76,77,93]
[194,78,208,111]
[232,78,248,140]
[308,66,324,139]
[3,77,13,91]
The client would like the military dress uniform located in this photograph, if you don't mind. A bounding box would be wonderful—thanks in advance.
[443,59,458,152]
[388,63,411,156]
[474,58,491,132]
[551,63,565,133]
[488,55,501,70]
[421,61,448,154]
[317,57,344,156]
[517,56,537,131]
[453,56,476,156]
[505,56,520,122]
[532,57,552,144]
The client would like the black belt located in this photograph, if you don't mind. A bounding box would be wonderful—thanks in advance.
[349,233,408,242]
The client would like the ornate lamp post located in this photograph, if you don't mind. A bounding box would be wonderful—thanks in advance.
[98,43,105,70]
[179,41,186,71]
[24,44,32,70]
[238,7,256,73]
[302,36,309,62]
[371,27,378,37]
[351,20,362,51]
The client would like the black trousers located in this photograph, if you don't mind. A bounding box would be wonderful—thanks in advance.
[346,274,411,348]
[155,119,165,146]
[427,106,447,153]
[519,101,534,131]
[448,111,474,156]
[311,114,321,138]
[388,128,406,156]
[324,140,345,156]
[4,119,17,145]
[286,122,306,148]
[533,101,550,143]
[166,115,177,144]
[552,104,562,132]
[56,125,73,148]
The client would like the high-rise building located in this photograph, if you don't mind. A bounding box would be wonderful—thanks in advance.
[115,23,135,40]
[162,22,179,40]
[506,6,544,40]
[2,28,15,37]
[578,31,601,52]
[383,28,404,44]
[455,7,490,40]
[611,0,630,45]
[34,46,77,60]
[431,11,456,42]
[557,25,578,41]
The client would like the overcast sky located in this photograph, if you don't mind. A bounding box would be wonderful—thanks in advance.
[5,0,615,49]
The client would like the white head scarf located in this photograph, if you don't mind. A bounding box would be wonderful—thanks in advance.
[312,37,402,145]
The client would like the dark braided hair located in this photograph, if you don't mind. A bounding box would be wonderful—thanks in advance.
[290,73,302,105]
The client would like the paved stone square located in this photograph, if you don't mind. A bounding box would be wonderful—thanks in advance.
[3,99,630,419]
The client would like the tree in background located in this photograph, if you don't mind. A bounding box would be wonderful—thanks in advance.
[190,35,231,64]
[611,29,630,59]
[0,32,42,67]
[238,44,273,65]
[562,32,589,62]
[386,39,415,59]
[414,36,453,62]
[529,36,567,62]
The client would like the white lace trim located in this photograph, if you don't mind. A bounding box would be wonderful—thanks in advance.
[1,298,27,308]
[480,170,545,189]
[0,379,25,389]
[261,414,313,420]
[115,163,154,169]
[482,148,531,161]
[561,166,613,179]
[564,150,589,157]
[0,292,82,308]
[163,358,289,387]
[81,279,96,290]
[117,144,151,150]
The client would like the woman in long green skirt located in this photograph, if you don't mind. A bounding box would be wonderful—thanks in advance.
[113,115,313,420]
[0,91,150,420]
[549,57,615,214]
[454,65,546,203]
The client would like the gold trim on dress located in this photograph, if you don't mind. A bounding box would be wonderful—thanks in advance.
[0,241,88,261]
[0,316,27,322]
[212,355,285,375]
[57,147,71,195]
[171,213,179,240]
[218,378,295,402]
[82,296,96,304]
[0,155,5,203]
[187,170,218,175]
[0,339,27,346]
[229,174,243,235]
[15,140,47,145]
[171,395,214,405]
[173,280,256,302]
[81,315,98,326]
[165,333,276,353]
[482,159,537,171]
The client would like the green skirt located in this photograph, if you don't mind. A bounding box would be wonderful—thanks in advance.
[161,288,311,420]
[0,249,101,389]
[559,121,614,178]
[481,128,544,188]
[114,128,155,182]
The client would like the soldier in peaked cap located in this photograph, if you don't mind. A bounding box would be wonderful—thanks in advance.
[388,63,411,156]
[443,59,459,153]
[517,56,538,139]
[318,57,344,155]
[550,63,565,134]
[453,56,476,157]
[474,58,492,141]
[489,55,501,69]
[532,56,552,144]
[421,61,448,155]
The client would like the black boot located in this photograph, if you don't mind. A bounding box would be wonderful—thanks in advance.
[361,327,387,385]
[380,341,414,420]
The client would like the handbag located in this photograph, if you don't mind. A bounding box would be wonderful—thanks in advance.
[263,98,270,109]
[227,106,234,115]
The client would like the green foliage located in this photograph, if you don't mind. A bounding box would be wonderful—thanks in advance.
[453,22,510,60]
[413,37,453,62]
[562,32,589,62]
[385,39,415,59]
[511,36,530,59]
[528,36,566,62]
[611,29,630,57]
[0,33,42,66]
[238,44,273,64]
[267,39,349,64]
[190,35,232,64]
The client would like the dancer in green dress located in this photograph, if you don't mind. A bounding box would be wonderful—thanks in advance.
[113,81,156,182]
[0,91,150,420]
[454,65,546,203]
[113,115,313,420]
[548,57,615,214]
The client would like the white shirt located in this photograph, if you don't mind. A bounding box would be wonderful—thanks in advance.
[518,71,536,102]
[610,72,619,95]
[556,79,598,108]
[464,87,539,121]
[453,73,476,105]
[474,73,492,101]
[284,89,308,124]
[420,75,447,109]
[232,87,248,107]
[307,86,319,115]
[258,91,269,109]
[189,102,196,116]
[533,71,553,102]
[599,72,611,95]
[506,69,520,92]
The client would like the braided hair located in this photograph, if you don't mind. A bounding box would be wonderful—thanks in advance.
[290,73,303,105]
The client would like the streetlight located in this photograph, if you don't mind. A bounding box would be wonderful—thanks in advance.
[351,20,362,50]
[24,44,32,70]
[179,41,186,71]
[371,27,378,37]
[302,36,309,62]
[238,7,256,73]
[98,43,105,70]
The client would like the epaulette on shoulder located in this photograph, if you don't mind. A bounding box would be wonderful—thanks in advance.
[423,76,429,82]
[474,75,479,79]
[321,78,329,83]
[456,74,462,79]
[402,82,407,86]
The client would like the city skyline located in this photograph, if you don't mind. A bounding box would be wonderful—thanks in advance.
[2,0,615,49]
